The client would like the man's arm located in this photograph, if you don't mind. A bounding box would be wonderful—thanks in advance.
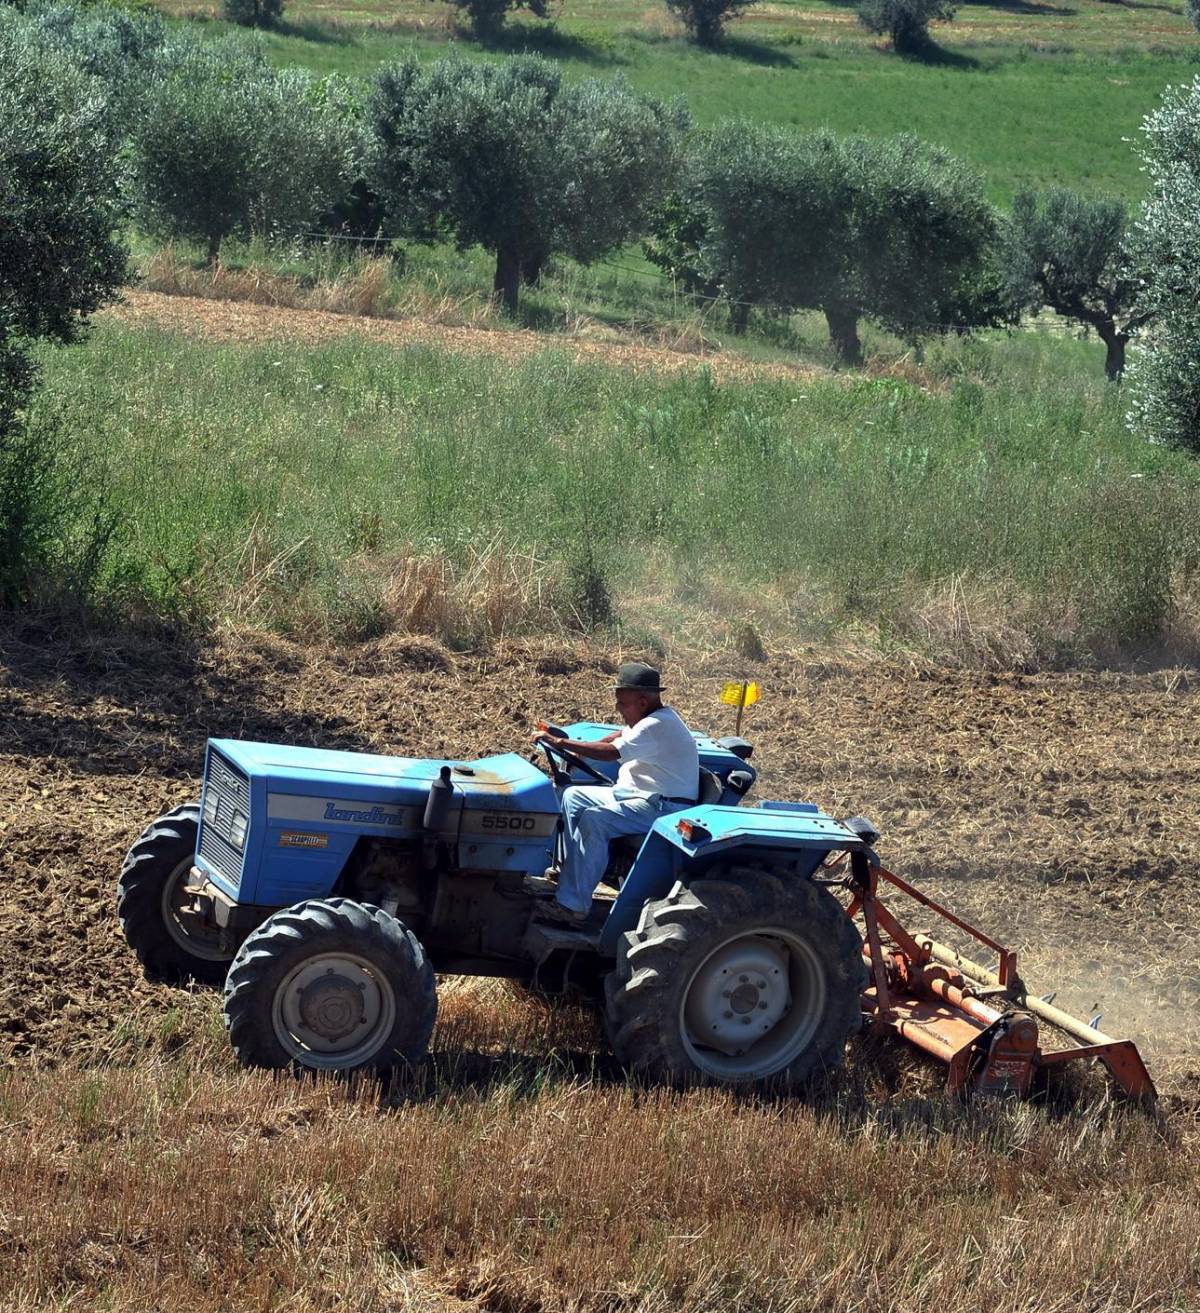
[533,724,622,760]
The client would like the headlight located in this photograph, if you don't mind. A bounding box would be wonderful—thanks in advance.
[230,810,248,851]
[203,790,219,825]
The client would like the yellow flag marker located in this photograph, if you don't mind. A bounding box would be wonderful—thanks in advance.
[719,681,760,734]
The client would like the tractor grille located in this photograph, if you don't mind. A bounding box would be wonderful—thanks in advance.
[198,750,250,890]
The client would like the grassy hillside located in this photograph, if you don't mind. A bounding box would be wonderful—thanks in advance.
[162,0,1200,200]
[28,312,1200,665]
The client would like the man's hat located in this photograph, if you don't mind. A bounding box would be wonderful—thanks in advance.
[615,661,664,692]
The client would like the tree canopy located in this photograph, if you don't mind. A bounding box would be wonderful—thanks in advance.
[0,24,128,601]
[696,123,1000,362]
[1001,188,1148,379]
[856,0,956,53]
[664,0,760,46]
[369,56,689,314]
[1126,76,1200,452]
[442,0,556,40]
[132,45,357,265]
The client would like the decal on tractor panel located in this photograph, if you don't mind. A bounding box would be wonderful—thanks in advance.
[279,831,330,849]
[266,794,555,839]
[461,811,557,838]
[267,795,422,829]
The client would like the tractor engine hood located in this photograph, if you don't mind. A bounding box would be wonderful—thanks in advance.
[195,739,559,905]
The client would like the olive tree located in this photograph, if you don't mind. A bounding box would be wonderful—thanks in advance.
[442,0,555,40]
[223,0,285,28]
[19,0,167,130]
[369,56,689,314]
[0,25,128,603]
[132,47,356,265]
[697,123,999,363]
[664,0,760,46]
[1000,189,1148,380]
[856,0,955,53]
[1189,0,1199,32]
[1126,77,1200,452]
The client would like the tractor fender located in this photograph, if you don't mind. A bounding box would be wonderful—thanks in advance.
[599,803,867,956]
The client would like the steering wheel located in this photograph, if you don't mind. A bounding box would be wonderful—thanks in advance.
[535,736,612,787]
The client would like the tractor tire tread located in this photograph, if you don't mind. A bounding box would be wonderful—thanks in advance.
[604,863,866,1089]
[223,897,436,1074]
[117,803,230,985]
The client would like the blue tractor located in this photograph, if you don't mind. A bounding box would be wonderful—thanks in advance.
[117,726,871,1086]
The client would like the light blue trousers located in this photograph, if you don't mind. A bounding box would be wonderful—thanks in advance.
[556,785,689,914]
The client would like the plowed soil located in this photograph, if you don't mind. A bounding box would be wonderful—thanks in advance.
[2,615,1198,1095]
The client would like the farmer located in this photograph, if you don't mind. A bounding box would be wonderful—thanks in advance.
[529,662,698,927]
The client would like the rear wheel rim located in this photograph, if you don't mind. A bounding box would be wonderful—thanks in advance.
[271,951,397,1070]
[679,929,827,1081]
[161,857,231,962]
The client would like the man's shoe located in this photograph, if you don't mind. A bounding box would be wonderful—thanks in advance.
[535,900,588,928]
[523,874,559,897]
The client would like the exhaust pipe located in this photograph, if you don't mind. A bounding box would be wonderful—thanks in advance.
[422,765,453,869]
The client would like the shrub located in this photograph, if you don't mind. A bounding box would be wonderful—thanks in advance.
[222,0,283,29]
[442,0,554,40]
[696,123,999,363]
[664,0,759,46]
[856,0,955,53]
[369,56,689,314]
[0,25,128,604]
[644,192,720,298]
[1189,0,1199,32]
[132,51,356,265]
[1000,189,1147,379]
[1126,76,1200,452]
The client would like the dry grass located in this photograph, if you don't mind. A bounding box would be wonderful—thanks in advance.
[140,246,500,329]
[199,530,571,645]
[372,541,575,644]
[2,985,1196,1313]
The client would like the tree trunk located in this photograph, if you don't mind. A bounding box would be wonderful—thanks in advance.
[1097,322,1128,381]
[729,299,750,336]
[824,304,863,366]
[493,244,521,316]
[521,248,548,287]
[206,233,222,268]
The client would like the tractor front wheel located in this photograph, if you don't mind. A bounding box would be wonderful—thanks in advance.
[117,802,233,984]
[604,866,866,1088]
[224,898,437,1074]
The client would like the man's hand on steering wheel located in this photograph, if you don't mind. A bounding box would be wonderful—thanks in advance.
[532,726,612,786]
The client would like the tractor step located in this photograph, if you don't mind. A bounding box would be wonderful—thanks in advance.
[522,919,604,958]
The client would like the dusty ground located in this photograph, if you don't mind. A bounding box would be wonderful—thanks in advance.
[103,288,827,386]
[1,614,1197,1097]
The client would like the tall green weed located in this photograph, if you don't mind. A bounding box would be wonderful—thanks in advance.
[31,322,1200,663]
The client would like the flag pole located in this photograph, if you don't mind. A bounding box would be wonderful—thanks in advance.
[735,680,748,736]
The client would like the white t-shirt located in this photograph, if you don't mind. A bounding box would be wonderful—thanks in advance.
[613,706,699,801]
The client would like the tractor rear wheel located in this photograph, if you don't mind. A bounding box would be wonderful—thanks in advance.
[117,802,232,984]
[604,866,866,1088]
[224,898,437,1074]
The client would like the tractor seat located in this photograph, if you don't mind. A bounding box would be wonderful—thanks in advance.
[609,769,724,858]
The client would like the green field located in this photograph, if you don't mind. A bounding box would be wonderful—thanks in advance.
[165,0,1200,200]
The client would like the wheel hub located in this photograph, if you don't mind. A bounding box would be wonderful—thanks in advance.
[684,936,792,1058]
[297,970,366,1042]
[161,859,231,962]
[275,952,394,1061]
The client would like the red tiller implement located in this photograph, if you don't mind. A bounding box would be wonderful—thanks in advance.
[839,850,1156,1102]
